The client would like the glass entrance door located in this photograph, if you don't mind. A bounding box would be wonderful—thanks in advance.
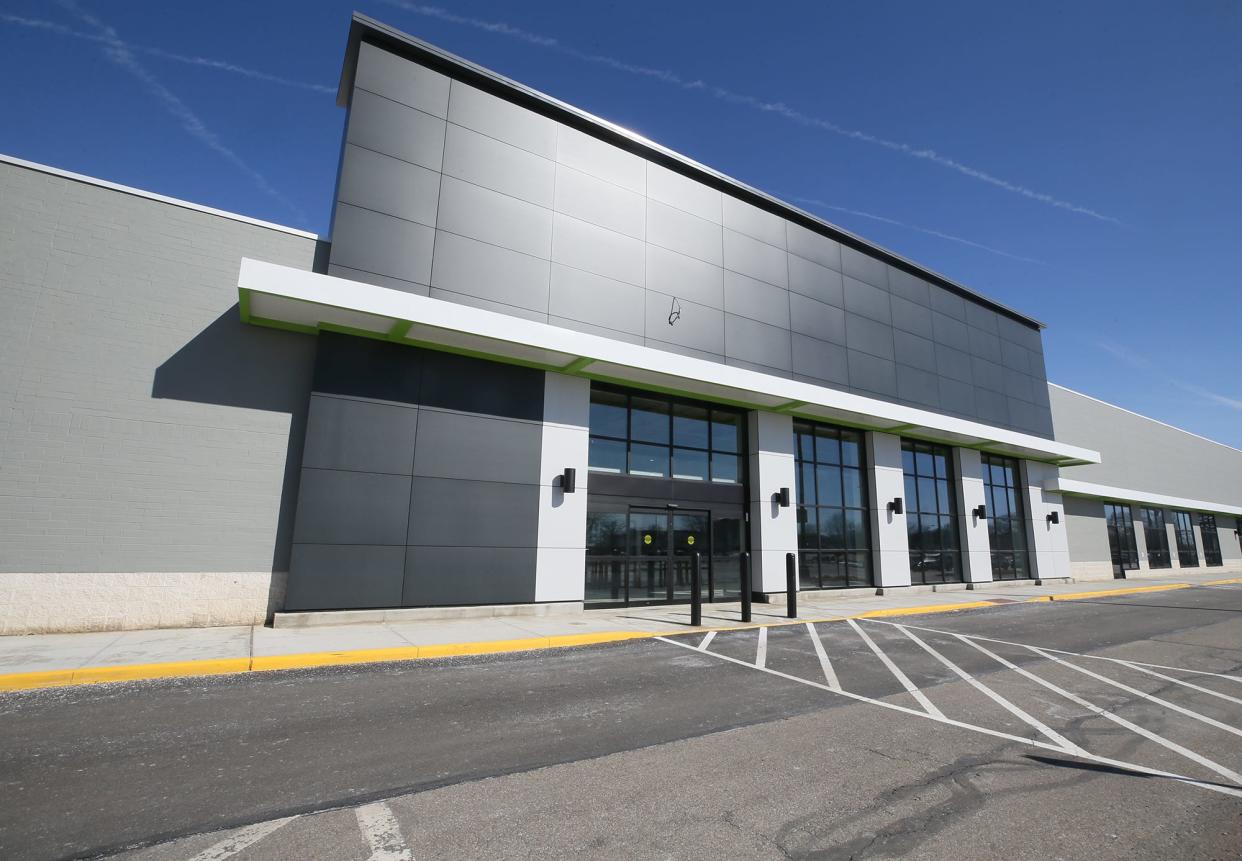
[630,507,708,604]
[586,506,738,607]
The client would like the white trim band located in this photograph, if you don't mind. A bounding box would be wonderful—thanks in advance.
[1048,477,1242,517]
[237,259,1100,465]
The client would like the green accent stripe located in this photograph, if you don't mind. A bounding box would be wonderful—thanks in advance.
[238,288,252,323]
[387,320,413,341]
[560,356,595,373]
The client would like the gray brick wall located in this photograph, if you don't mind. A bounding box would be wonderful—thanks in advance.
[0,160,319,575]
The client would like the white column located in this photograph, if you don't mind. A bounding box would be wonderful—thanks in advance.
[1132,508,1150,572]
[1166,518,1182,569]
[955,449,992,584]
[1192,521,1207,567]
[866,431,910,588]
[534,372,590,603]
[747,410,798,595]
[1022,461,1071,581]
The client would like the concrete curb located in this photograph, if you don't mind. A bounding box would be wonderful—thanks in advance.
[2,580,1236,693]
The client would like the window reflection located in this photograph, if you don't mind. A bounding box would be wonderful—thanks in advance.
[982,454,1029,580]
[587,385,744,484]
[903,439,961,584]
[794,421,872,589]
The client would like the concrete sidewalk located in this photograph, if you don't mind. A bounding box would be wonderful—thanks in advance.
[2,571,1238,692]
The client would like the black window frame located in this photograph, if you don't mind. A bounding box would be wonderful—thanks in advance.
[1104,502,1140,575]
[1139,507,1171,569]
[587,384,745,485]
[793,420,873,589]
[1172,510,1199,567]
[901,439,962,585]
[1199,513,1223,567]
[981,453,1031,580]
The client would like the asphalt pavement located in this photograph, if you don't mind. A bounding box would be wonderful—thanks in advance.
[2,583,1241,860]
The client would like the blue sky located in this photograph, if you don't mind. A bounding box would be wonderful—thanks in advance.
[3,1,1240,446]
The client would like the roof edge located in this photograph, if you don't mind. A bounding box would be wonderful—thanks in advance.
[340,12,1045,331]
[0,153,318,240]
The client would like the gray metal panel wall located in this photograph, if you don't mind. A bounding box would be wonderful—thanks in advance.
[1050,385,1242,505]
[286,334,546,610]
[0,159,318,574]
[327,43,1053,437]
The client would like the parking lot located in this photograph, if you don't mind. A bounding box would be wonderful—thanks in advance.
[3,583,1241,860]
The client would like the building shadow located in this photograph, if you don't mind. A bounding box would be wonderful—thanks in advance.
[153,303,317,579]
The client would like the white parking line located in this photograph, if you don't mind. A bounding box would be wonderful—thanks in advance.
[957,635,1242,785]
[805,623,840,690]
[847,618,944,718]
[356,801,413,861]
[186,816,296,861]
[884,620,1242,683]
[697,631,716,651]
[886,623,1083,754]
[1116,660,1242,707]
[1028,646,1242,739]
[656,634,1242,799]
[755,627,768,669]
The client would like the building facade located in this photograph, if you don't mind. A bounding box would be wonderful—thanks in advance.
[1,14,1238,634]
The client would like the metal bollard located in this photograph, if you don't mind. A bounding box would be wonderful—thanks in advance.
[740,551,752,623]
[690,552,702,627]
[785,552,798,618]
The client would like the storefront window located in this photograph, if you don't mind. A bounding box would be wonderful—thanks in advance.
[794,422,872,589]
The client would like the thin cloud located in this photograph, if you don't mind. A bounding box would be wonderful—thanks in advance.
[791,196,1045,264]
[1097,340,1242,412]
[55,1,306,223]
[384,1,1120,225]
[1,12,334,94]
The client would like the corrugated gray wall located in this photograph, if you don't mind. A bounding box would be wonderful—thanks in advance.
[1050,384,1242,504]
[0,160,318,574]
[327,42,1053,437]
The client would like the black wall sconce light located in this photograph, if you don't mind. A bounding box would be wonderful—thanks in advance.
[973,504,987,519]
[888,497,904,515]
[560,467,576,494]
[775,487,791,508]
[1047,510,1060,525]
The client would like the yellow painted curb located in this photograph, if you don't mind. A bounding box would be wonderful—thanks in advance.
[251,646,421,672]
[1049,583,1190,601]
[0,669,76,692]
[856,600,1000,619]
[72,657,252,685]
[6,579,1216,693]
[0,631,665,693]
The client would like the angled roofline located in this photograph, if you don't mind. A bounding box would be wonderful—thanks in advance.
[0,153,318,240]
[337,12,1046,331]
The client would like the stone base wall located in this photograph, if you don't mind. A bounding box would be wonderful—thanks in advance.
[1071,560,1242,583]
[0,572,286,635]
[1069,561,1118,581]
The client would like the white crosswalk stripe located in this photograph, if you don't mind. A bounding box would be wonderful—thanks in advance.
[888,623,1083,753]
[1028,646,1242,739]
[1115,660,1242,706]
[847,618,944,718]
[656,633,1242,799]
[356,801,413,861]
[670,615,1242,800]
[805,623,840,690]
[185,816,296,861]
[956,635,1242,785]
